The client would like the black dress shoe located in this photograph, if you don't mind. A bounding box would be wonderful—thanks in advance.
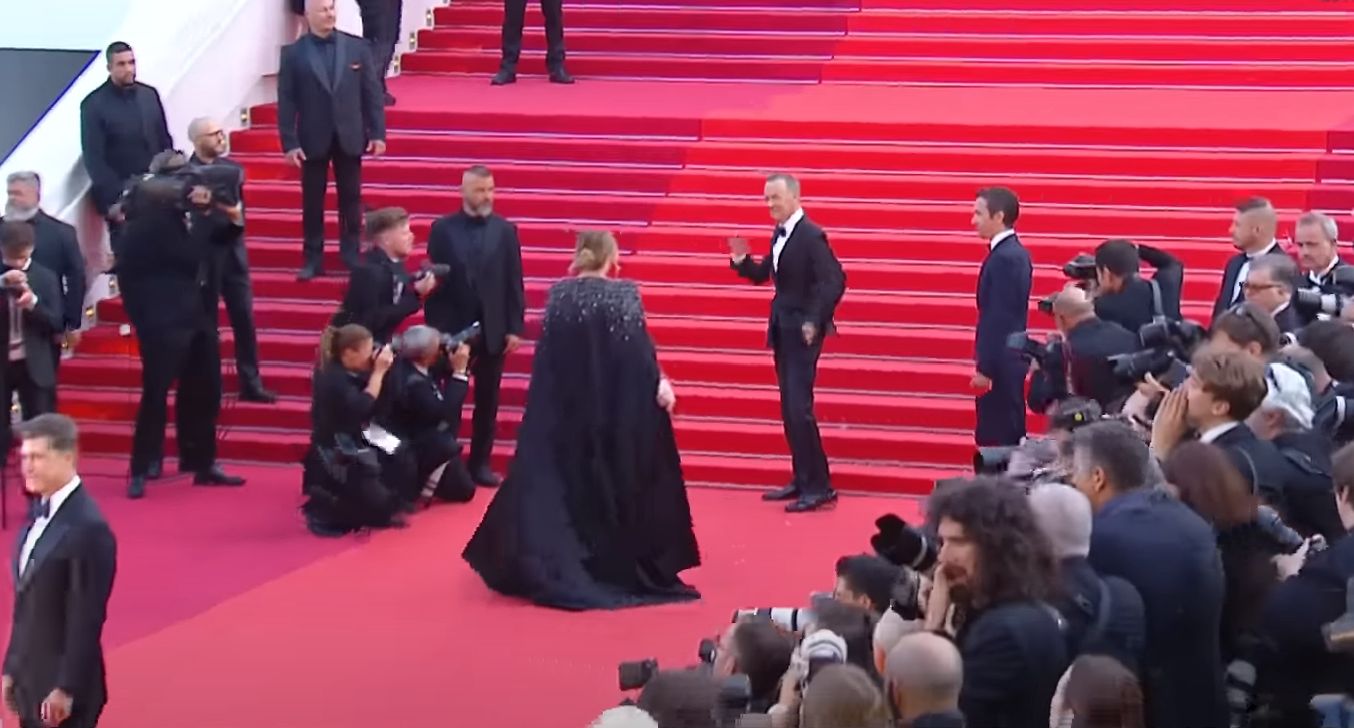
[786,490,839,513]
[548,67,575,84]
[383,92,396,106]
[470,465,501,487]
[127,476,146,499]
[145,459,164,480]
[761,483,800,502]
[491,67,517,85]
[297,261,323,281]
[240,386,278,404]
[194,465,246,486]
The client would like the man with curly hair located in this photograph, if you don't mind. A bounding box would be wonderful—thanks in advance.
[925,477,1068,728]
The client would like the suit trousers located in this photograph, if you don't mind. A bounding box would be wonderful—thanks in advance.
[467,345,506,470]
[210,244,263,389]
[975,364,1027,447]
[773,334,831,494]
[500,0,566,68]
[131,326,222,475]
[4,358,54,421]
[300,136,363,269]
[359,0,403,92]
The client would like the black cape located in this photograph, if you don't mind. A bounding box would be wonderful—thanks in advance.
[462,277,701,610]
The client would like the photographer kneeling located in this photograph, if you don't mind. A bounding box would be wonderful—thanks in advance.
[302,324,406,536]
[376,325,476,506]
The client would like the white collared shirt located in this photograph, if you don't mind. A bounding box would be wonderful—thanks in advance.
[19,476,81,577]
[1309,257,1340,286]
[1199,421,1241,445]
[1231,240,1280,306]
[989,228,1016,251]
[772,207,805,271]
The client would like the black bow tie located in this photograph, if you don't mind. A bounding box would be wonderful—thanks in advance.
[774,226,787,239]
[30,498,50,521]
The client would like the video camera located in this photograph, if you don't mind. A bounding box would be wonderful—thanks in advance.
[1108,316,1205,387]
[1294,266,1354,318]
[389,322,482,356]
[130,158,243,212]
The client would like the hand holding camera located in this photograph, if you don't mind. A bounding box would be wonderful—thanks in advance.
[450,343,471,375]
[372,345,395,374]
[188,185,212,208]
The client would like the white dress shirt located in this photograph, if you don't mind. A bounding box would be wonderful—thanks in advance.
[1309,256,1340,286]
[19,476,81,577]
[989,228,1016,251]
[1198,421,1240,445]
[772,207,805,272]
[1231,240,1280,306]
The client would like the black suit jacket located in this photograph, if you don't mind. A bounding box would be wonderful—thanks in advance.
[276,31,386,159]
[1211,423,1294,508]
[1211,243,1290,321]
[1273,304,1302,336]
[0,213,87,332]
[0,261,65,388]
[425,211,526,355]
[1065,316,1140,409]
[332,248,421,344]
[79,80,172,215]
[379,358,469,446]
[1089,488,1227,728]
[731,213,846,348]
[1296,257,1350,326]
[975,233,1032,381]
[956,600,1068,728]
[4,485,117,718]
[116,202,211,336]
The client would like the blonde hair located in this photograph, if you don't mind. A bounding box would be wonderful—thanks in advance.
[571,230,618,274]
[317,324,373,367]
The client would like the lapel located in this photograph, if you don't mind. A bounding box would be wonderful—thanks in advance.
[332,34,348,93]
[305,37,335,93]
[12,518,30,585]
[16,489,83,593]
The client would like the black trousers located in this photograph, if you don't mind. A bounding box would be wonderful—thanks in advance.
[209,245,263,390]
[300,136,363,269]
[359,0,403,92]
[106,217,124,263]
[975,363,1027,447]
[4,358,54,421]
[467,346,505,470]
[773,333,831,495]
[131,326,222,476]
[501,0,566,68]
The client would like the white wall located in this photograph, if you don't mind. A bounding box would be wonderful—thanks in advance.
[0,1,135,51]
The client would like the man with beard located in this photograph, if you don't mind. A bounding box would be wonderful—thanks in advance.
[924,478,1068,728]
[2,172,86,372]
[424,166,525,487]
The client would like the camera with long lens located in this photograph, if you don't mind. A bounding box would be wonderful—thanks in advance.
[389,321,482,356]
[1294,266,1354,318]
[617,652,753,727]
[130,157,244,213]
[871,514,937,572]
[1109,317,1205,385]
[412,263,451,283]
[617,635,720,691]
[731,592,833,633]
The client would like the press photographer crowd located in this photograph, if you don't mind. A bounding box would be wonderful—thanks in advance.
[590,197,1354,728]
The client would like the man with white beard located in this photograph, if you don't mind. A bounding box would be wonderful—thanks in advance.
[1,172,87,364]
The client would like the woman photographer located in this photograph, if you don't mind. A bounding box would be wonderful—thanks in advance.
[301,323,405,536]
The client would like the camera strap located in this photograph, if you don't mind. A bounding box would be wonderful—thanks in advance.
[1083,578,1114,652]
[1149,278,1164,319]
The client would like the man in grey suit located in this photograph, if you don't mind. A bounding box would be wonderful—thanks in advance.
[277,0,388,281]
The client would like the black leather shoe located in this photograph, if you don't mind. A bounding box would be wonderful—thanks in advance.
[127,476,146,499]
[383,92,396,106]
[548,67,575,84]
[240,386,277,404]
[786,490,838,513]
[145,459,164,480]
[761,483,799,502]
[297,261,323,281]
[470,465,501,487]
[194,465,246,486]
[491,67,517,85]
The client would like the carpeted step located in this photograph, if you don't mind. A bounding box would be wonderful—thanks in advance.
[405,49,1354,88]
[242,181,1340,239]
[60,390,981,467]
[418,27,1354,63]
[235,156,1329,211]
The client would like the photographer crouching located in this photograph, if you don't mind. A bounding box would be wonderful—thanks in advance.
[117,150,244,499]
[375,324,479,506]
[1021,286,1139,414]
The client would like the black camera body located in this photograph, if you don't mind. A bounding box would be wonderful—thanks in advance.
[413,263,451,282]
[1294,265,1354,318]
[389,321,482,356]
[130,162,243,213]
[1108,317,1204,386]
[1007,331,1066,372]
[1062,253,1098,283]
[871,514,938,572]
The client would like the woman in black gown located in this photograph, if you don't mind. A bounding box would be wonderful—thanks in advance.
[462,230,701,610]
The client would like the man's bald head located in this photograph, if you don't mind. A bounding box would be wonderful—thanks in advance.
[305,0,337,34]
[885,632,962,720]
[1052,286,1093,318]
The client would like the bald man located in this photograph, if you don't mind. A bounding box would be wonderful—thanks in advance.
[1213,197,1288,321]
[1047,286,1137,410]
[885,632,964,728]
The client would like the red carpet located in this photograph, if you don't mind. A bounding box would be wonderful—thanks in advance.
[59,2,1354,494]
[0,459,922,728]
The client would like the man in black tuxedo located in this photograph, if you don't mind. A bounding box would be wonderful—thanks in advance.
[3,414,116,728]
[491,0,573,85]
[1092,238,1183,333]
[729,174,846,513]
[3,172,87,369]
[971,186,1032,447]
[0,223,64,420]
[277,0,388,281]
[426,166,525,486]
[332,207,436,344]
[1242,254,1303,336]
[358,0,402,105]
[79,41,172,262]
[1294,211,1348,325]
[117,152,245,499]
[1211,197,1287,322]
[187,117,276,403]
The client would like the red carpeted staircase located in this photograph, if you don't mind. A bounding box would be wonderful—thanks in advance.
[60,0,1354,495]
